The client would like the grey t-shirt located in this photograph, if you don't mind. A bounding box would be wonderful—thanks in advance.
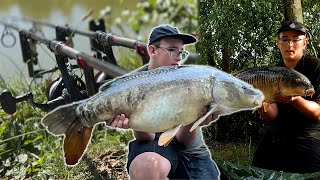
[180,127,211,158]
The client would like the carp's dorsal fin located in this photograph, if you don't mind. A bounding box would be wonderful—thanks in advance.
[230,67,257,76]
[99,65,181,92]
[189,104,218,132]
[158,124,182,146]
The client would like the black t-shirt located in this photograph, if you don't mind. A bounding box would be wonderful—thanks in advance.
[274,55,320,138]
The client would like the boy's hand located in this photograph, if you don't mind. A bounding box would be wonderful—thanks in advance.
[106,114,130,129]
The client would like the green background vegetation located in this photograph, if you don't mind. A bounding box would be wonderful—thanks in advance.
[1,0,320,179]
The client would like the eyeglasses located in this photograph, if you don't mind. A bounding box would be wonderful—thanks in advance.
[279,37,303,45]
[156,46,189,60]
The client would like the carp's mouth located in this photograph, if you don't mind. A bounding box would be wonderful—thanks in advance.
[254,95,264,106]
[306,88,315,97]
[251,89,264,106]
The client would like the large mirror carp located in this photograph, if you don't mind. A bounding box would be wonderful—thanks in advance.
[42,65,264,166]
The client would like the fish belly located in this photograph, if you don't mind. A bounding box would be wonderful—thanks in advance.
[128,81,212,132]
[77,66,214,129]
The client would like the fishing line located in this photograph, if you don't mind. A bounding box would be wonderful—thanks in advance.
[36,43,58,81]
[38,43,57,64]
[65,8,93,47]
[0,50,28,84]
[0,129,46,145]
[62,8,94,82]
[0,19,46,86]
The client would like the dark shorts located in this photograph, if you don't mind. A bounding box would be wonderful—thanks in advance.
[127,133,220,179]
[252,130,320,173]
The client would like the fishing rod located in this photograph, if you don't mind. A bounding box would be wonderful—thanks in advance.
[57,23,198,64]
[17,17,198,64]
[0,20,129,114]
[0,20,128,77]
[16,17,119,67]
[0,19,198,114]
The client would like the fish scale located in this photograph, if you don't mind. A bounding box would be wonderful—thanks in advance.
[251,74,277,89]
[99,67,178,91]
[41,65,264,166]
[233,66,315,103]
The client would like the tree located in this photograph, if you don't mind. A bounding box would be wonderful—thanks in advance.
[197,0,319,70]
[281,0,319,57]
[282,0,303,22]
[197,2,320,178]
[197,0,320,143]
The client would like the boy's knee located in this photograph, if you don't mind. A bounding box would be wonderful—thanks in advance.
[129,152,171,179]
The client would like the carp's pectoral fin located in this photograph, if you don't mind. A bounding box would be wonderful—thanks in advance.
[63,121,93,166]
[263,102,270,112]
[189,104,218,132]
[158,124,182,147]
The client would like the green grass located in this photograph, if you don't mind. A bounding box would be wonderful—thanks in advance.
[209,142,256,166]
[0,50,137,179]
[0,76,132,179]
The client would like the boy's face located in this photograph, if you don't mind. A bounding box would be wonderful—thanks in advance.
[276,30,307,63]
[149,37,184,69]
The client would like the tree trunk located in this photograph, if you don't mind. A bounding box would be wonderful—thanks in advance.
[282,0,303,23]
[221,46,230,72]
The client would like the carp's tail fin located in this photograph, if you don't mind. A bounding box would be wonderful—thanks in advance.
[63,121,93,166]
[41,102,93,166]
[42,102,81,135]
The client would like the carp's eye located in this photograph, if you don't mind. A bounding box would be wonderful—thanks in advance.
[242,86,248,91]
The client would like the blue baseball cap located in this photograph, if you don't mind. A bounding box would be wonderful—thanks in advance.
[148,25,197,45]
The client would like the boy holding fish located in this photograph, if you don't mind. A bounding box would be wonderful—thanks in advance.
[107,25,221,179]
[252,20,320,173]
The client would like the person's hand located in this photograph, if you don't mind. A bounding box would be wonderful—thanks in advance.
[176,105,220,145]
[257,102,278,122]
[273,94,295,103]
[197,106,220,126]
[106,114,130,129]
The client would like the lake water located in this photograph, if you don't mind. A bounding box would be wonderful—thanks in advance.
[0,0,140,80]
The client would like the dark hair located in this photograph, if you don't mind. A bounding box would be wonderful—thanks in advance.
[150,40,161,47]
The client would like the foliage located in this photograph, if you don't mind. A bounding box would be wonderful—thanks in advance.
[2,0,320,179]
[197,0,320,70]
[197,1,320,178]
[115,47,144,71]
[209,142,257,166]
[197,0,320,146]
[0,79,56,179]
[302,1,320,57]
[197,0,283,70]
[110,0,198,67]
[114,0,198,35]
[0,1,199,179]
[203,111,269,144]
[217,159,320,180]
[0,79,133,179]
[101,0,199,71]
